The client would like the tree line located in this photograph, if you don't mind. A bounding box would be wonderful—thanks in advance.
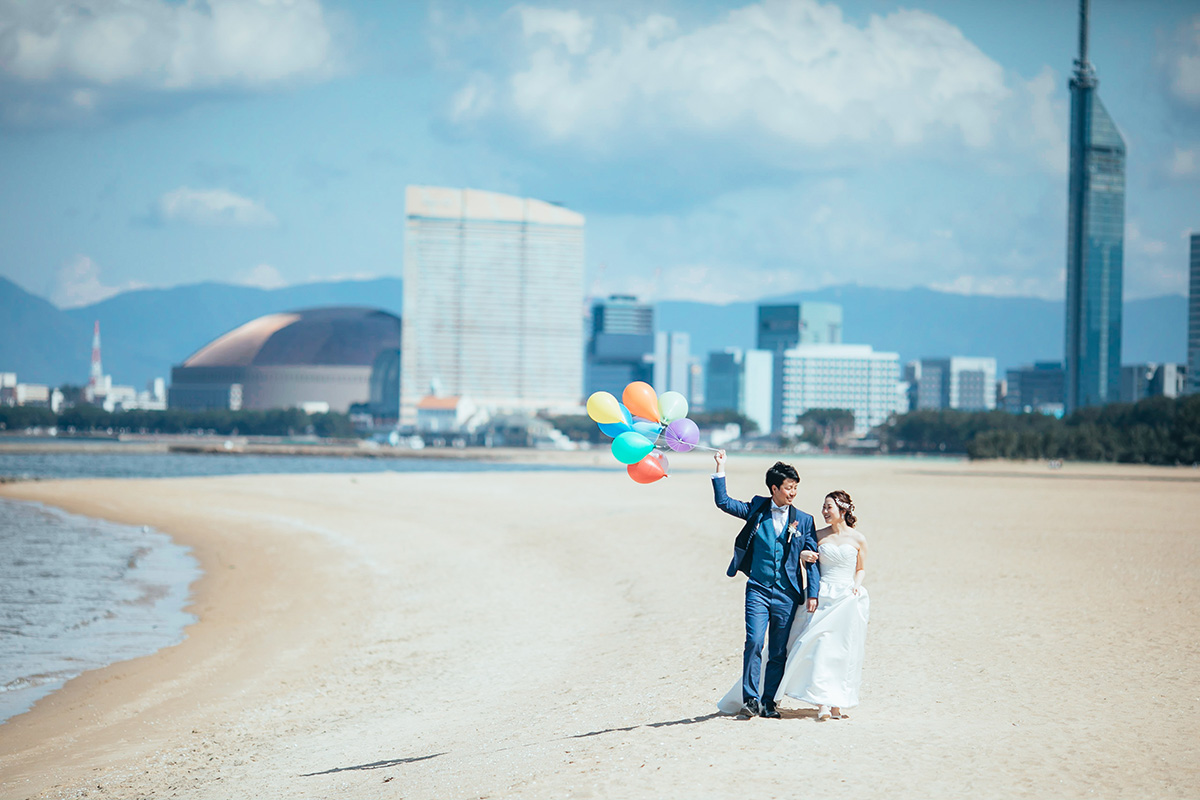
[0,405,357,439]
[877,394,1200,465]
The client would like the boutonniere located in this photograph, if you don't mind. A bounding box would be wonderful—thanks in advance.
[787,520,799,542]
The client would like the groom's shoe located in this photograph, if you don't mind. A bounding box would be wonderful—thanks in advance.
[740,698,763,718]
[761,701,782,719]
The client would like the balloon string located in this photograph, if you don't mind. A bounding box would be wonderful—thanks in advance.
[660,443,722,452]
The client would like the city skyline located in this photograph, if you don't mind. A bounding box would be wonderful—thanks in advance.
[0,1,1197,311]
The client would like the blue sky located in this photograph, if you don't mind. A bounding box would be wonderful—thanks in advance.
[1,0,1197,308]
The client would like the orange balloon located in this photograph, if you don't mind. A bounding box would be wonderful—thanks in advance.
[627,451,669,484]
[622,381,661,423]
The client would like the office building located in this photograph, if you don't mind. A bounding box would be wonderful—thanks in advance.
[1004,362,1066,415]
[705,348,773,434]
[0,373,64,413]
[780,344,903,437]
[758,302,844,429]
[1189,233,1199,394]
[1121,363,1187,403]
[706,350,742,414]
[653,331,692,398]
[757,302,843,350]
[401,186,585,422]
[1064,0,1126,412]
[916,357,998,411]
[585,295,654,399]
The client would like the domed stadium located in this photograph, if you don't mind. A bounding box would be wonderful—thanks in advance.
[168,307,401,414]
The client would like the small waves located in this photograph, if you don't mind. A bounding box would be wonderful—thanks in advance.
[0,499,200,724]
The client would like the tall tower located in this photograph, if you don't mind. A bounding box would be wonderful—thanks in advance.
[1064,0,1126,413]
[88,320,103,399]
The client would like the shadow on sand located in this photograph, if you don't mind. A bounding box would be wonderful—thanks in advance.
[300,752,447,777]
[301,712,732,777]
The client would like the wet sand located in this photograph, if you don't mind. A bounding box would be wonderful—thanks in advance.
[1,455,1198,799]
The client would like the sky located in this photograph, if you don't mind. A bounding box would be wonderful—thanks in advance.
[0,0,1197,309]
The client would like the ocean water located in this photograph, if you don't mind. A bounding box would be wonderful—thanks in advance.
[0,450,598,480]
[0,498,201,724]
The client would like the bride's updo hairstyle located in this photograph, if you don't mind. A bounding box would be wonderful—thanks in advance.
[826,490,857,527]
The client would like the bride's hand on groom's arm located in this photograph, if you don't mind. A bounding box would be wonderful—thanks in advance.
[800,549,818,563]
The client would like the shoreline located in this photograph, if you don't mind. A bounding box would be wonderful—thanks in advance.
[0,497,200,726]
[0,474,359,798]
[2,458,1198,798]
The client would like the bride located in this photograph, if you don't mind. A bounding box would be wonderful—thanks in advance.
[719,490,869,721]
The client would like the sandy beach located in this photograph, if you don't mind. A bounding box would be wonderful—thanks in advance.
[1,454,1198,799]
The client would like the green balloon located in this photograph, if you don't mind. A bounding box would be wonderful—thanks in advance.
[612,431,655,465]
[658,391,689,424]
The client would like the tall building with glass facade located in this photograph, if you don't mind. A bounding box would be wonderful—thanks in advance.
[653,331,692,397]
[1064,0,1126,413]
[401,186,584,421]
[705,348,773,434]
[1189,233,1199,395]
[585,295,654,399]
[780,344,902,437]
[758,302,844,430]
[1004,362,1065,415]
[915,357,997,412]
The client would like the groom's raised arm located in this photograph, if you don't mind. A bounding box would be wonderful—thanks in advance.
[711,449,752,519]
[712,474,752,519]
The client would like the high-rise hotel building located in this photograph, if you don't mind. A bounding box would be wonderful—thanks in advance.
[1064,0,1126,413]
[401,186,585,422]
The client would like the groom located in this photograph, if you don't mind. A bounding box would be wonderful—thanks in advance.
[713,450,819,718]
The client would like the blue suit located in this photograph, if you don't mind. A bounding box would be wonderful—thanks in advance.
[713,475,819,707]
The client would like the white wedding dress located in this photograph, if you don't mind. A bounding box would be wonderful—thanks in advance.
[718,540,870,713]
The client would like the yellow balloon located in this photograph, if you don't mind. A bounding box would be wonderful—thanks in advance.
[587,391,624,424]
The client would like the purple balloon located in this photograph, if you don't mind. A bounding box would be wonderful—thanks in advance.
[664,418,700,452]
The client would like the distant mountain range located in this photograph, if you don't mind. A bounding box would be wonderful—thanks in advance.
[0,275,1187,389]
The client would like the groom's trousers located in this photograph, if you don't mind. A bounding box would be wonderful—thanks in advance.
[742,580,801,705]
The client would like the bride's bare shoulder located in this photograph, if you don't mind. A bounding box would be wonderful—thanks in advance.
[814,524,834,541]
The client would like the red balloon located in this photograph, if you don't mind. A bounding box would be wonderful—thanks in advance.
[622,381,661,423]
[627,451,669,484]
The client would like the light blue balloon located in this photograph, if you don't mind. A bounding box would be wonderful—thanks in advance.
[632,419,663,443]
[598,403,634,438]
[611,431,655,465]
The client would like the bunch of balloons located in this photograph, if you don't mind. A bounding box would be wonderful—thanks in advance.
[586,381,702,484]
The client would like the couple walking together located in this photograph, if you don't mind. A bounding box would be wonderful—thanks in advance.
[712,451,869,721]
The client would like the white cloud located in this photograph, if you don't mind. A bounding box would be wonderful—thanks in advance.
[0,0,340,121]
[1127,221,1168,258]
[455,0,1063,166]
[237,263,287,289]
[586,168,1071,303]
[51,255,145,308]
[1167,146,1198,179]
[930,273,1064,298]
[515,6,593,55]
[1166,15,1200,107]
[156,186,277,226]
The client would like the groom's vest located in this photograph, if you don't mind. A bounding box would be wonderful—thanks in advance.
[726,497,809,596]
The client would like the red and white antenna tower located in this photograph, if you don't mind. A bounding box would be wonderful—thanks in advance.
[88,320,103,393]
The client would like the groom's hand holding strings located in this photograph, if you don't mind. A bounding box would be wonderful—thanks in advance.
[714,449,726,473]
